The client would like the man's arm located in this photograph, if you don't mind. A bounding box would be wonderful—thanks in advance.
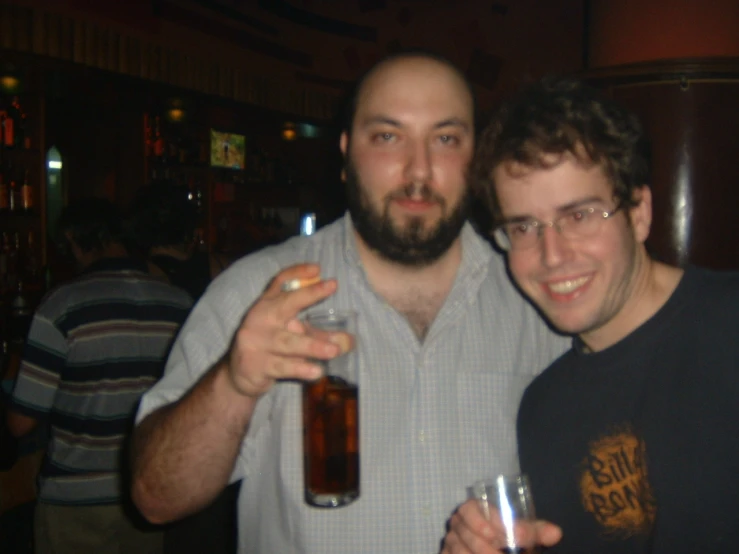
[131,264,351,524]
[6,409,38,437]
[131,358,257,523]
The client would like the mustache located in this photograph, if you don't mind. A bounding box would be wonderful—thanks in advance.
[387,182,445,204]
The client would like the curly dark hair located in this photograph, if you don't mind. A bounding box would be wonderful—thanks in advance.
[471,75,651,227]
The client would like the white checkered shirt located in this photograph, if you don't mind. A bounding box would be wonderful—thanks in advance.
[138,214,569,553]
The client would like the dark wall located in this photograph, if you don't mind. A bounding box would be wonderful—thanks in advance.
[592,67,739,270]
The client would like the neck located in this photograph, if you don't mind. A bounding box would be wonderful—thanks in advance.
[150,245,190,260]
[79,242,129,269]
[353,228,463,289]
[580,251,683,352]
[353,227,464,340]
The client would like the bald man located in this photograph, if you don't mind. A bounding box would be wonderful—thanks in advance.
[131,51,567,554]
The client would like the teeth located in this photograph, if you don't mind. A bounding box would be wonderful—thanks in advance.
[548,276,589,294]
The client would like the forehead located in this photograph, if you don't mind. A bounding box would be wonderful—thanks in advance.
[494,156,613,208]
[353,58,473,127]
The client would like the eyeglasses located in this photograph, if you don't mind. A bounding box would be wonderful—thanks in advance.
[493,202,624,252]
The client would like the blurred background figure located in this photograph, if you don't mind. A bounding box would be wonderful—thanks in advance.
[127,181,228,302]
[127,182,239,554]
[5,197,192,553]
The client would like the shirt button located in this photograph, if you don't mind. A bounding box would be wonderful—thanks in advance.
[418,430,425,443]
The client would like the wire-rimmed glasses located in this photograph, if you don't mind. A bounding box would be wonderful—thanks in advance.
[493,202,623,252]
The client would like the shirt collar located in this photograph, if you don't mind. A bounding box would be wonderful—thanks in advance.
[82,256,149,275]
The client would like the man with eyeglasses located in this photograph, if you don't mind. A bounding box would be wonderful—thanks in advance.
[442,76,739,553]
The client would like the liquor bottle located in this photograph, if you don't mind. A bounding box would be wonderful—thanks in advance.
[2,97,19,149]
[153,116,164,159]
[0,232,9,299]
[20,108,30,149]
[9,280,31,343]
[1,104,14,150]
[0,167,8,213]
[144,113,153,158]
[11,97,24,149]
[7,166,18,213]
[0,110,7,152]
[194,180,204,215]
[20,169,33,213]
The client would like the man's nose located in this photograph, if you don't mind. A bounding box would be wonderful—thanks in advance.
[405,140,432,185]
[539,223,572,267]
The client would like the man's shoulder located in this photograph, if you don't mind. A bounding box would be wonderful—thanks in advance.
[671,266,739,323]
[218,217,347,279]
[686,265,739,299]
[38,268,193,317]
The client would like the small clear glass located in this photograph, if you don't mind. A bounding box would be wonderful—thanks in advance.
[468,474,537,553]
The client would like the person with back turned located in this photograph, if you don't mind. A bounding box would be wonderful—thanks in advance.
[6,197,192,554]
[442,76,739,553]
[130,51,568,553]
[127,182,239,554]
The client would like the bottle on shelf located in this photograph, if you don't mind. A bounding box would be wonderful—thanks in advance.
[1,99,16,150]
[19,100,31,150]
[188,178,204,216]
[11,97,25,150]
[21,168,33,213]
[0,166,8,213]
[8,279,32,344]
[153,115,165,160]
[0,111,8,152]
[7,165,18,213]
[144,113,153,159]
[0,232,9,299]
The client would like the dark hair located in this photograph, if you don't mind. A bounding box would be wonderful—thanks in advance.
[471,75,651,224]
[127,182,197,253]
[56,197,123,253]
[340,49,477,136]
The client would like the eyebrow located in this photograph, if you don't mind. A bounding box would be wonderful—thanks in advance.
[358,116,471,133]
[500,196,607,224]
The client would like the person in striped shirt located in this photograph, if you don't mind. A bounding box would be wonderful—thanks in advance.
[7,197,192,554]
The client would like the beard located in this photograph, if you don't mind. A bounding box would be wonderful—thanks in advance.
[344,159,470,267]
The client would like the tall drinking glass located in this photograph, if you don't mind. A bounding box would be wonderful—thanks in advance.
[302,309,359,508]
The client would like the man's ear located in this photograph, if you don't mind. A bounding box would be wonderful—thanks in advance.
[628,185,652,244]
[63,230,77,250]
[339,132,349,182]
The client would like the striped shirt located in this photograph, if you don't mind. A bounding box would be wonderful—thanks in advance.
[11,257,192,505]
[138,214,570,553]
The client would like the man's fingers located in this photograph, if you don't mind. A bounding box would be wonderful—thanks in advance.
[267,354,323,382]
[535,520,563,546]
[271,327,342,360]
[276,278,338,321]
[458,500,498,538]
[264,263,321,298]
[446,502,500,554]
[302,325,355,355]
